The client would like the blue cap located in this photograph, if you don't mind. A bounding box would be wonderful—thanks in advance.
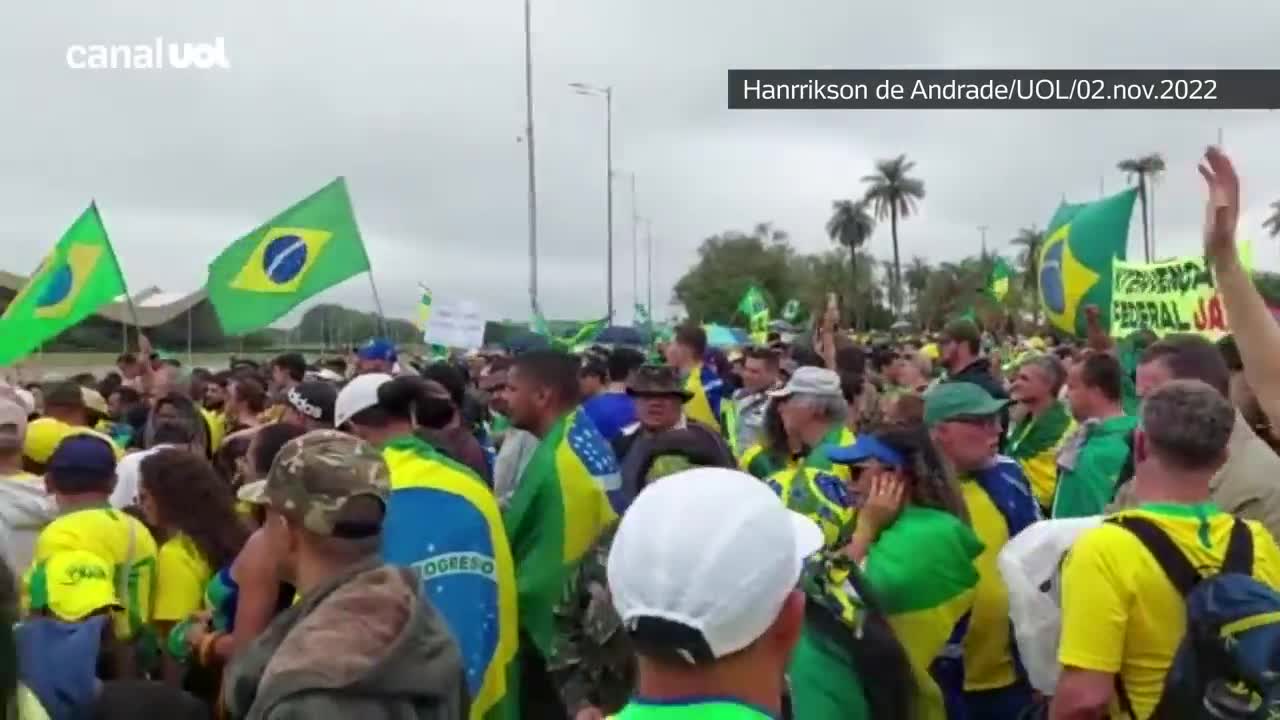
[827,435,906,468]
[357,338,397,363]
[47,434,117,476]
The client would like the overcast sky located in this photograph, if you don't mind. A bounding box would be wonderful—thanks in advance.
[1,1,1278,329]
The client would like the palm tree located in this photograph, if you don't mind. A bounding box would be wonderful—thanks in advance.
[1009,227,1045,323]
[1264,200,1280,238]
[825,199,876,310]
[903,256,931,321]
[1117,153,1166,262]
[862,155,926,316]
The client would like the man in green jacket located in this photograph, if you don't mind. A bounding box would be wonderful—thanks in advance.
[1055,353,1137,518]
[224,431,468,720]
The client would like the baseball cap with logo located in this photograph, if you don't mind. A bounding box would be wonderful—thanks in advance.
[248,430,391,538]
[333,373,392,428]
[767,366,843,400]
[607,467,823,665]
[923,382,1010,427]
[285,382,338,426]
[30,550,123,622]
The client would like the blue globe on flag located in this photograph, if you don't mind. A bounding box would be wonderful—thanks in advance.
[1039,239,1066,315]
[36,264,74,309]
[262,234,308,285]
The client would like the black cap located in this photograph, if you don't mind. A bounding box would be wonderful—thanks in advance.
[285,382,338,425]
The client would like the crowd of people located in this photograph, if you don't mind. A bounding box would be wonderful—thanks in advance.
[0,145,1276,720]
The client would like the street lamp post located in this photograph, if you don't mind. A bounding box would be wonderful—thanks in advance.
[571,82,614,322]
[523,0,539,316]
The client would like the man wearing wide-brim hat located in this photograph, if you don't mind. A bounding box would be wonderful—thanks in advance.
[611,365,732,508]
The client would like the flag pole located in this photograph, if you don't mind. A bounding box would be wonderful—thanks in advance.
[366,272,388,338]
[92,202,142,351]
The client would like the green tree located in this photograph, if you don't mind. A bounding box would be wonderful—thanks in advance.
[862,154,926,316]
[1117,153,1166,262]
[1010,227,1045,323]
[1264,200,1280,239]
[672,229,795,323]
[825,199,876,319]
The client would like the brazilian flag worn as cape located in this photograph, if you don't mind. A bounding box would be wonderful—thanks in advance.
[502,409,620,658]
[380,435,519,719]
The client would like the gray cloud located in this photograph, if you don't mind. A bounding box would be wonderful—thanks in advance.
[2,0,1278,329]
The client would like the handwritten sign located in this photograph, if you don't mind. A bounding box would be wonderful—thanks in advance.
[423,298,486,350]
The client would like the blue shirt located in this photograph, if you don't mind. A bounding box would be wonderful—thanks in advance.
[582,392,636,441]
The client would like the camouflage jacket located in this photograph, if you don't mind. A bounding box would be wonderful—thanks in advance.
[546,523,635,715]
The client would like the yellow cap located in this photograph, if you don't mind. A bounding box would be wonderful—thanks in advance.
[23,418,74,464]
[31,550,121,623]
[24,419,123,464]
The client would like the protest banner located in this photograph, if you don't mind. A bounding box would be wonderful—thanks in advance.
[1110,248,1251,340]
[423,297,486,349]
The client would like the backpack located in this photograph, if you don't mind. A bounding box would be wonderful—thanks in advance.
[1107,515,1280,719]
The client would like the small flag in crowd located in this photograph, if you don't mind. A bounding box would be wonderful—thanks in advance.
[738,285,770,334]
[416,285,433,331]
[0,204,128,365]
[207,177,370,335]
[987,257,1012,301]
[781,298,803,323]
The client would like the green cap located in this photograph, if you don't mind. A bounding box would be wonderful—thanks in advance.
[923,382,1009,427]
[264,430,391,536]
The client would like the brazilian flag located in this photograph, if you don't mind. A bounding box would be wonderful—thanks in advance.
[1038,188,1138,337]
[0,205,128,365]
[207,178,370,334]
[737,285,770,334]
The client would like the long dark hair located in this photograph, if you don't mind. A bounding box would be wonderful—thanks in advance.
[803,566,915,720]
[872,423,969,524]
[140,449,249,569]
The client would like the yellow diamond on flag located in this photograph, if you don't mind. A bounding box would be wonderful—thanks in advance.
[229,227,333,294]
[35,244,105,319]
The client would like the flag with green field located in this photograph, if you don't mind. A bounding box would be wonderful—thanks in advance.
[501,408,620,657]
[0,204,128,366]
[987,257,1012,301]
[738,285,770,334]
[206,178,370,335]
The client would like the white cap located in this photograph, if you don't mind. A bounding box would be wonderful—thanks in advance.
[607,467,823,664]
[768,366,842,400]
[333,373,392,428]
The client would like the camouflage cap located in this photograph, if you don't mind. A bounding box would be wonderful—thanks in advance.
[264,430,392,537]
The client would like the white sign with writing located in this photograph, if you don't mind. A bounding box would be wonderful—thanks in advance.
[423,298,486,349]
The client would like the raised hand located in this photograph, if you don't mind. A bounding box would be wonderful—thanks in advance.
[1197,146,1240,266]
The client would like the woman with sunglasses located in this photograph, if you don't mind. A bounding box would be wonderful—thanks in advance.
[811,425,983,720]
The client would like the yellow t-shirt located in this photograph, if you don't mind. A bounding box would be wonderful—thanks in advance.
[25,506,158,640]
[1059,503,1280,719]
[153,534,213,623]
[960,479,1017,691]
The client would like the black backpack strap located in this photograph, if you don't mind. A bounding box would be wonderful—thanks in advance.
[1221,519,1255,576]
[1107,516,1203,596]
[1105,516,1204,719]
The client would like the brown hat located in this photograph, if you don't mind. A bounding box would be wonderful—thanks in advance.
[626,365,693,401]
